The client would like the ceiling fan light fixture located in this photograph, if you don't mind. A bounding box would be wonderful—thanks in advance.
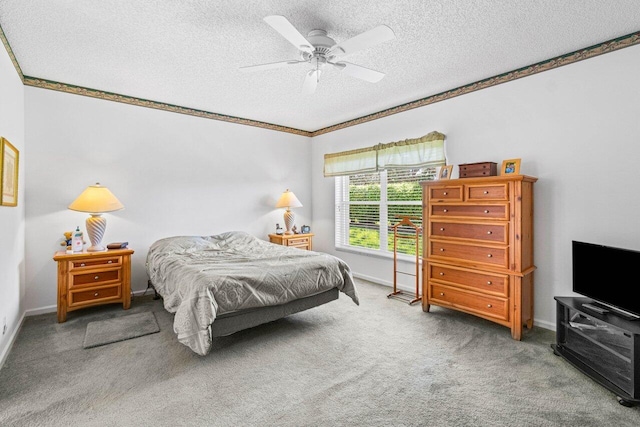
[242,15,396,93]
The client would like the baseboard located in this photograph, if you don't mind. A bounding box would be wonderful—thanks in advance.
[24,304,57,316]
[0,311,26,371]
[352,271,555,332]
[352,272,415,294]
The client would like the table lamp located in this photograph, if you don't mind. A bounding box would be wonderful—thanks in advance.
[275,189,302,235]
[68,183,124,252]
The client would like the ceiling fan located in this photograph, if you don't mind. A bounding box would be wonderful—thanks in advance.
[240,15,396,94]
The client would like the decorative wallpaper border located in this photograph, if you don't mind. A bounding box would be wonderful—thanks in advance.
[2,25,639,137]
[22,77,313,137]
[0,24,24,83]
[312,30,640,136]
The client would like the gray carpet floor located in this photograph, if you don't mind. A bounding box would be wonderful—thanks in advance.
[1,279,639,427]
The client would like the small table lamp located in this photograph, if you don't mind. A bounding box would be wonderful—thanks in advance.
[68,183,124,252]
[275,189,302,235]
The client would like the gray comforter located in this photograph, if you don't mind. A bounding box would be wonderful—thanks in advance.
[146,231,359,355]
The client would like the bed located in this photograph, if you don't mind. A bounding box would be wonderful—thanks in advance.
[145,231,359,355]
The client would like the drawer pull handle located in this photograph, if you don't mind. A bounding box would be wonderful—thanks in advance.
[487,281,492,285]
[108,260,113,264]
[94,275,100,280]
[487,231,492,235]
[487,254,493,258]
[443,192,448,195]
[487,304,492,308]
[484,210,490,214]
[94,292,99,297]
[443,209,448,213]
[440,248,445,252]
[80,263,86,267]
[439,272,444,276]
[483,191,489,194]
[440,227,445,231]
[440,292,444,296]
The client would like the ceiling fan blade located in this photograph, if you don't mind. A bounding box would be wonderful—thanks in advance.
[264,15,313,53]
[334,62,385,83]
[239,60,306,72]
[302,70,319,94]
[329,25,395,56]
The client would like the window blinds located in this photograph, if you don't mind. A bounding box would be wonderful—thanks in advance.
[323,131,445,177]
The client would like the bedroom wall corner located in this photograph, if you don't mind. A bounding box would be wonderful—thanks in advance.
[0,37,26,367]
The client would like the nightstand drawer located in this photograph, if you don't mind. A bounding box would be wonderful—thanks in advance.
[72,269,121,287]
[287,236,310,247]
[69,285,121,306]
[269,233,314,251]
[71,256,121,269]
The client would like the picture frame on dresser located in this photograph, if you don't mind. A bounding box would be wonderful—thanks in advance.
[500,158,521,175]
[1,137,20,207]
[437,165,453,180]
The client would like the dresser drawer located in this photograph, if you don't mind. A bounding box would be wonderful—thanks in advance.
[429,283,509,321]
[69,284,122,306]
[72,269,121,287]
[428,186,463,201]
[70,256,121,270]
[465,184,508,201]
[428,263,508,297]
[430,221,507,244]
[430,203,509,220]
[429,240,508,268]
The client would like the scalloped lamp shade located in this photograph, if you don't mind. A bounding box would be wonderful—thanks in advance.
[68,183,124,252]
[275,189,303,235]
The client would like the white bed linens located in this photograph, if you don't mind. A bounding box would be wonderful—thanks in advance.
[146,231,359,355]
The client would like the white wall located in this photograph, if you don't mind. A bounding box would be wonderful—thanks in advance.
[0,48,25,362]
[311,44,640,330]
[25,89,311,311]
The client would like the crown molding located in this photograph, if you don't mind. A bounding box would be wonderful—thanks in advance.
[4,28,640,137]
[312,31,640,136]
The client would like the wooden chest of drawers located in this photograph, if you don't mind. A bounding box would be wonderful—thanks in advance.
[421,175,537,339]
[53,248,134,322]
[268,233,314,250]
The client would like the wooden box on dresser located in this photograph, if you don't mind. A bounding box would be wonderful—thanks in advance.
[421,175,537,339]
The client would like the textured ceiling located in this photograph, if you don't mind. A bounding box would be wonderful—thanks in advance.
[1,0,640,134]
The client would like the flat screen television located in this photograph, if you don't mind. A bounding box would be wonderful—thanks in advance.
[572,240,640,320]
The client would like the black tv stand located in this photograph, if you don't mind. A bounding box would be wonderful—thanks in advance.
[553,297,640,407]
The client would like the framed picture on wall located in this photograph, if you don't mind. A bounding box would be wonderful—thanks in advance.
[500,158,521,176]
[1,137,19,207]
[438,165,453,180]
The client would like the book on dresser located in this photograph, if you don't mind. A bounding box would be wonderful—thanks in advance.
[421,174,537,340]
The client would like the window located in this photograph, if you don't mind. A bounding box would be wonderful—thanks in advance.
[335,166,439,257]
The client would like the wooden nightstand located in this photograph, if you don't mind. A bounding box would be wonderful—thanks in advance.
[269,233,314,250]
[53,248,134,322]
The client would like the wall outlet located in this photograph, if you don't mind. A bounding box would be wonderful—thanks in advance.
[2,316,6,336]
